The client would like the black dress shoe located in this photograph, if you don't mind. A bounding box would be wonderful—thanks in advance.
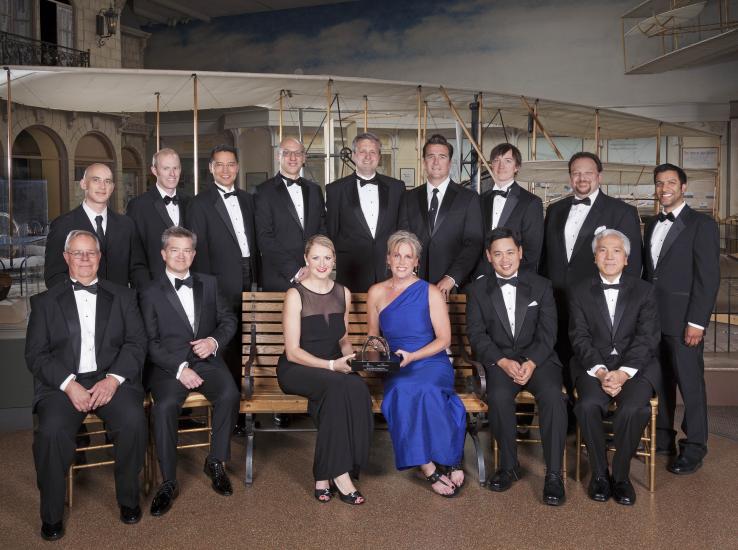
[668,455,703,475]
[587,473,612,502]
[41,521,64,541]
[487,466,521,492]
[120,505,142,524]
[613,479,636,505]
[542,472,566,506]
[204,458,233,496]
[150,480,179,517]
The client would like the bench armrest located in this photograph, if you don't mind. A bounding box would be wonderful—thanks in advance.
[466,356,487,402]
[241,321,256,399]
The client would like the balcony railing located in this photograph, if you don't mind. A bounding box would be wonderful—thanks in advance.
[0,31,90,67]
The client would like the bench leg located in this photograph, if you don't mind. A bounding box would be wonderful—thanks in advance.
[468,413,486,486]
[244,414,254,487]
[575,424,582,482]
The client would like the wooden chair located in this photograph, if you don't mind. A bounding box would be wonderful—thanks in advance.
[575,396,659,492]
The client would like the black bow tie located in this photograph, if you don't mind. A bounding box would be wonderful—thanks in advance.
[572,196,591,206]
[491,188,510,199]
[358,175,377,187]
[283,176,302,187]
[163,195,178,206]
[601,283,621,291]
[217,186,237,199]
[497,276,518,287]
[657,212,676,223]
[72,281,98,294]
[175,276,193,291]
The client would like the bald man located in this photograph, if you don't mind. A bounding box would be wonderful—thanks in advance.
[254,138,326,291]
[45,163,147,289]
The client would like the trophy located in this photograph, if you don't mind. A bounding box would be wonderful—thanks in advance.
[350,335,401,373]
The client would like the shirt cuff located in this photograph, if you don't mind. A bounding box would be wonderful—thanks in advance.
[618,366,637,379]
[587,365,607,378]
[687,322,705,331]
[444,275,457,287]
[106,373,125,385]
[59,374,76,391]
[290,268,302,283]
[176,362,189,380]
[207,336,219,356]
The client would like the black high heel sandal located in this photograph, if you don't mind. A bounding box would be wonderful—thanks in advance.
[314,486,333,503]
[331,480,365,505]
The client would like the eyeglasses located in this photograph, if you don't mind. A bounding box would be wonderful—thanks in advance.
[280,150,305,158]
[67,250,100,259]
[211,162,238,170]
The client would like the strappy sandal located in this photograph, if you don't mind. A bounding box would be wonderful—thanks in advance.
[446,464,465,491]
[314,486,333,503]
[425,469,457,498]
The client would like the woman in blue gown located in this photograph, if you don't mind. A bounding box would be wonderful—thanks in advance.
[367,231,466,497]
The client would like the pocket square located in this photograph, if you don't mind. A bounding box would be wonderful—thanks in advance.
[528,301,538,307]
[594,225,607,235]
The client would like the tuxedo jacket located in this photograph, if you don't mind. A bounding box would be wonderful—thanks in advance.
[326,173,406,292]
[642,205,720,336]
[466,271,561,369]
[126,186,191,281]
[44,205,148,289]
[25,279,147,409]
[139,272,237,383]
[254,176,326,291]
[187,184,259,308]
[477,182,544,274]
[568,274,660,388]
[402,181,484,286]
[541,192,643,310]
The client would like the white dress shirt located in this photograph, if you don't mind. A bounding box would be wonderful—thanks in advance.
[490,179,515,230]
[587,273,637,379]
[82,201,107,234]
[650,200,686,268]
[157,183,180,226]
[497,271,518,337]
[564,189,600,262]
[59,278,125,390]
[426,177,451,226]
[282,175,305,228]
[356,173,379,238]
[215,184,250,258]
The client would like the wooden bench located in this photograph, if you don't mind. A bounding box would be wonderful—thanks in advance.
[240,291,489,486]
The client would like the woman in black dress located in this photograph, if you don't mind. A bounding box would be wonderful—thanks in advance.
[277,235,373,504]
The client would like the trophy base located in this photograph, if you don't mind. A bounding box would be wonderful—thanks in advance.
[350,360,401,373]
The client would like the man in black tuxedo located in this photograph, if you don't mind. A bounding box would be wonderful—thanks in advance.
[188,144,258,398]
[326,132,406,292]
[45,163,148,289]
[477,144,543,275]
[140,227,239,515]
[127,148,190,281]
[643,163,720,474]
[570,229,660,505]
[402,134,483,297]
[26,230,147,541]
[254,137,326,291]
[541,152,642,389]
[466,227,567,506]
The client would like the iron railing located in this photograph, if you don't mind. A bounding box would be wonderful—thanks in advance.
[0,31,90,67]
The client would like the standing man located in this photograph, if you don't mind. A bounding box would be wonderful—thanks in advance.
[326,132,406,292]
[254,137,326,291]
[188,144,258,401]
[541,152,642,389]
[466,227,567,506]
[26,230,147,540]
[403,134,483,296]
[477,143,543,275]
[643,163,720,473]
[140,227,239,516]
[570,229,660,505]
[127,148,190,281]
[45,163,148,288]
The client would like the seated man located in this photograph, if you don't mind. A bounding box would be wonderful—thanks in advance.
[569,229,660,505]
[466,227,567,506]
[26,230,147,541]
[139,226,239,516]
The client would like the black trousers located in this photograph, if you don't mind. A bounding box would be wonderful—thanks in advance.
[574,374,653,482]
[657,334,708,460]
[150,362,239,481]
[277,359,373,480]
[33,374,147,524]
[224,258,252,389]
[485,362,567,473]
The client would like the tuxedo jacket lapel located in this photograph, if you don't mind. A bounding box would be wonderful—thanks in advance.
[57,287,82,372]
[643,219,657,273]
[416,188,430,237]
[657,209,688,268]
[513,279,531,342]
[94,286,112,359]
[376,179,390,238]
[497,183,520,228]
[432,183,457,237]
[572,194,605,262]
[349,180,373,238]
[193,276,203,337]
[152,192,174,228]
[162,276,194,336]
[612,278,630,337]
[213,191,239,246]
[489,279,514,342]
[591,281,613,332]
[276,180,304,232]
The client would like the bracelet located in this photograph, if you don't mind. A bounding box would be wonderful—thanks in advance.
[328,360,335,371]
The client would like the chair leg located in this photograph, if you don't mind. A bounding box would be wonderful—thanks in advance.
[649,402,657,492]
[67,467,74,508]
[244,414,254,486]
[575,424,582,483]
[492,437,499,472]
[562,441,568,481]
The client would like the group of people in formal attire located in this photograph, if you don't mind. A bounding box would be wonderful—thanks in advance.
[26,131,719,541]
